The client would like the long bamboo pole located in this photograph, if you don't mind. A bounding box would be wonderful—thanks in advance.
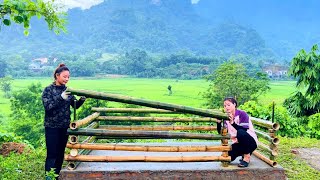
[96,116,219,122]
[67,88,227,119]
[64,155,231,162]
[255,129,280,145]
[66,143,231,152]
[252,150,277,167]
[92,107,181,114]
[98,125,217,131]
[67,129,230,140]
[70,112,100,130]
[251,117,280,130]
[258,142,278,156]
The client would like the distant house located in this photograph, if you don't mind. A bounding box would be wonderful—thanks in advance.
[263,64,288,79]
[29,57,54,72]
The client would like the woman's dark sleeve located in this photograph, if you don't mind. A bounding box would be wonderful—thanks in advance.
[70,96,85,109]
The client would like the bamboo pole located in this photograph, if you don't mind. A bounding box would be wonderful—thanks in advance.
[67,129,230,140]
[67,88,227,119]
[64,154,231,162]
[92,107,181,114]
[252,150,277,167]
[67,149,91,170]
[255,129,280,145]
[98,125,217,131]
[258,142,278,156]
[251,117,280,130]
[86,122,99,129]
[70,112,100,130]
[96,116,219,122]
[66,143,231,152]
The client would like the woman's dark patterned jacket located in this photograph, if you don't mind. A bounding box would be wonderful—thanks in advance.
[42,83,85,128]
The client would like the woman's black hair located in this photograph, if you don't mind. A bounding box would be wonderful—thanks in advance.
[224,97,237,107]
[53,63,69,80]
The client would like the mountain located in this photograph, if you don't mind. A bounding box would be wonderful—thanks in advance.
[0,0,319,61]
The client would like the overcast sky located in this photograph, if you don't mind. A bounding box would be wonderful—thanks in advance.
[56,0,200,10]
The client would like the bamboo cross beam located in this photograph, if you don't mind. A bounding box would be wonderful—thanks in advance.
[258,142,278,156]
[255,129,280,145]
[66,88,227,119]
[64,154,231,162]
[96,116,220,122]
[98,125,217,131]
[251,117,280,130]
[253,150,277,167]
[66,143,231,152]
[67,128,230,140]
[92,107,181,114]
[70,112,100,130]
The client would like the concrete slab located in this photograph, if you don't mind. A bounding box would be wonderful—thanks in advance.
[60,142,286,180]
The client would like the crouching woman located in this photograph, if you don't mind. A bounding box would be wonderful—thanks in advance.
[218,97,258,167]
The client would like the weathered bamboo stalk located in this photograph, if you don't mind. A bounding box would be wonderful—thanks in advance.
[66,143,231,152]
[252,150,277,167]
[255,129,280,145]
[251,117,280,130]
[67,128,230,140]
[67,88,227,119]
[221,128,229,167]
[92,107,181,114]
[70,112,100,130]
[64,154,231,162]
[96,116,219,122]
[98,125,217,131]
[258,142,278,156]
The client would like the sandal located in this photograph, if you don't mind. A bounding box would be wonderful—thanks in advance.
[238,160,249,167]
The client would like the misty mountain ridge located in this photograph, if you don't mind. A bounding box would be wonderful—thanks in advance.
[0,0,319,62]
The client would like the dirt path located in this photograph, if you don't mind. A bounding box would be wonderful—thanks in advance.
[295,148,320,171]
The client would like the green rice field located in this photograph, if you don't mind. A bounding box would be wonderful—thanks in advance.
[0,78,297,117]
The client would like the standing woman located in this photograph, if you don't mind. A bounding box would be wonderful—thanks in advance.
[42,64,86,178]
[217,97,258,167]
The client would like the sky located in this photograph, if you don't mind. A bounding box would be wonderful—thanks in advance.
[57,0,200,10]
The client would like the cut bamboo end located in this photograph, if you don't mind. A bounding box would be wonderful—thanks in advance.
[67,162,78,170]
[70,149,78,157]
[272,137,280,145]
[272,123,280,131]
[69,135,78,144]
[70,122,77,130]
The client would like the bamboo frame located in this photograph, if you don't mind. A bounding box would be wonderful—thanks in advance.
[64,155,231,162]
[92,107,180,114]
[98,125,217,131]
[67,88,227,119]
[66,143,231,152]
[255,129,280,145]
[252,150,277,167]
[70,112,100,130]
[96,116,219,122]
[67,128,230,140]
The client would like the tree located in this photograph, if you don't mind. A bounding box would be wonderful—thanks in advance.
[0,0,66,35]
[203,61,270,108]
[284,44,320,117]
[0,76,13,98]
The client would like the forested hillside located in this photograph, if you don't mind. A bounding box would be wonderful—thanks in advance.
[0,0,319,79]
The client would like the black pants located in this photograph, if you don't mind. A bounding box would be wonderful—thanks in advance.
[45,127,69,178]
[228,129,257,161]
